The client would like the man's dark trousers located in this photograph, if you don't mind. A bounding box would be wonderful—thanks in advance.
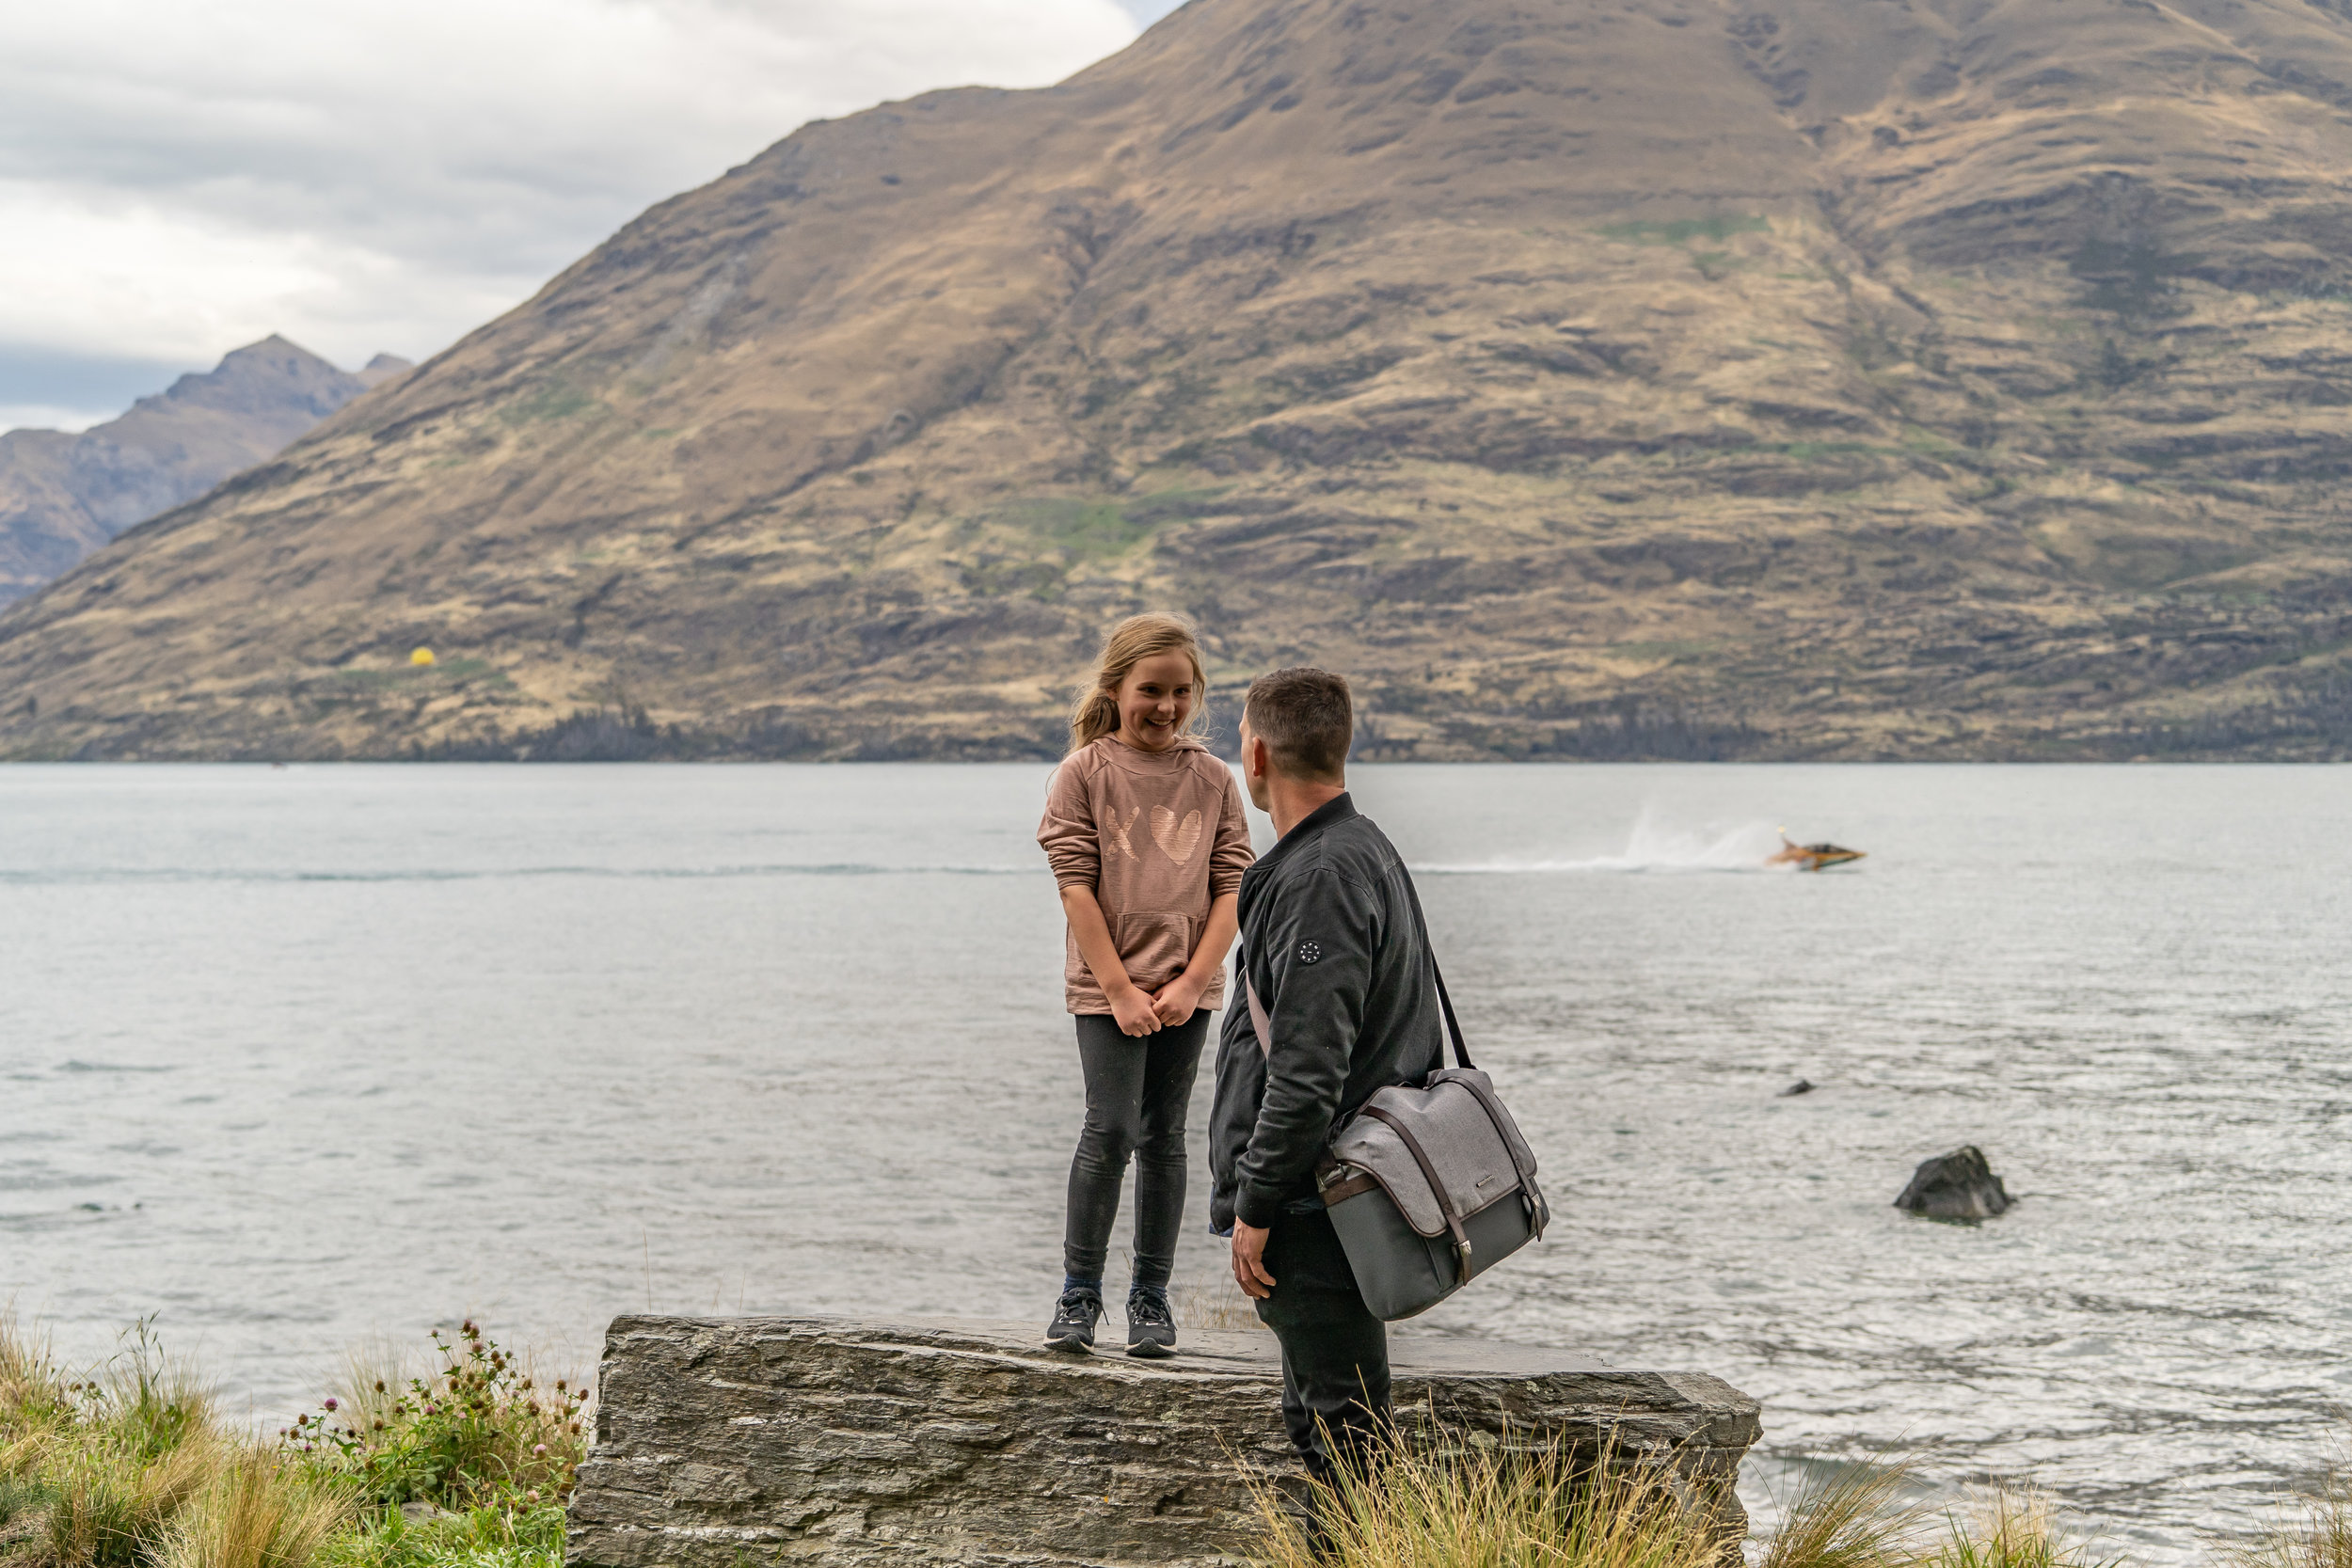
[1256,1203,1389,1481]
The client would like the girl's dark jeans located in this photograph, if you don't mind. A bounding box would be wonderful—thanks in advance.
[1063,1009,1212,1290]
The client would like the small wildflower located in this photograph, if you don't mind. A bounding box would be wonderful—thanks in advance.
[533,1444,548,1456]
[374,1380,386,1393]
[526,1490,540,1504]
[324,1397,338,1412]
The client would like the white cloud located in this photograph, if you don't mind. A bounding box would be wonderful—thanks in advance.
[0,404,108,434]
[0,0,1140,381]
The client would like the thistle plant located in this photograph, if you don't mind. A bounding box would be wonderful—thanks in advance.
[280,1322,589,1513]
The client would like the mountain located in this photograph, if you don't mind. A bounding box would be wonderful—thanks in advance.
[0,339,411,606]
[8,0,2352,760]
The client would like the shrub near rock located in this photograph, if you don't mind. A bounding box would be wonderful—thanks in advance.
[282,1323,588,1513]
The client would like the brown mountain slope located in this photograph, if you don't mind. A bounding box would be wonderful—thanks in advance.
[0,339,411,606]
[8,0,2352,760]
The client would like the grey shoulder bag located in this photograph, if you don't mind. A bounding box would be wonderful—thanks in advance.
[1243,911,1549,1322]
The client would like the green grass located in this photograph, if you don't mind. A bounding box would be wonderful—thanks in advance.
[970,485,1242,592]
[996,498,1150,559]
[1598,214,1771,246]
[313,1502,564,1568]
[494,383,601,426]
[331,659,513,690]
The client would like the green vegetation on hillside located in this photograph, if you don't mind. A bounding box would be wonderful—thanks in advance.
[1597,214,1772,246]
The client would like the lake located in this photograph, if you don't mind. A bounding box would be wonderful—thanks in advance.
[4,762,2348,1557]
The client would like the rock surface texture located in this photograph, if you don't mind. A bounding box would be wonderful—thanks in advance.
[19,0,2352,758]
[565,1314,1761,1568]
[1895,1146,2013,1220]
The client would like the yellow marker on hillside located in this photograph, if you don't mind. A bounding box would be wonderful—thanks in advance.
[410,647,436,666]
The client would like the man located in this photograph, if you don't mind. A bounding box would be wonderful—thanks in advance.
[1208,666,1445,1485]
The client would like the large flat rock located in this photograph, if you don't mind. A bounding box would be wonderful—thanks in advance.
[565,1314,1760,1568]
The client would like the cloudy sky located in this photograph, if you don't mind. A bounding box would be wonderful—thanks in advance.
[0,0,1184,434]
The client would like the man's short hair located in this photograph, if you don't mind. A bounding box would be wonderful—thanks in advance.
[1245,667,1352,781]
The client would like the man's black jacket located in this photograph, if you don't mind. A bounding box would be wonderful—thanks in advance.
[1209,793,1444,1232]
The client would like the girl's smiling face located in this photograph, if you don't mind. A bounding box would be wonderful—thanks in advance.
[1116,651,1199,752]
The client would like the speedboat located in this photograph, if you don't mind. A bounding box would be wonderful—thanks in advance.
[1767,832,1866,872]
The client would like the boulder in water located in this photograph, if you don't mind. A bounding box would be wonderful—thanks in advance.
[1895,1146,2012,1219]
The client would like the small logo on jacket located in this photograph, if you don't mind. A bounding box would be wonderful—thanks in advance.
[1296,941,1323,964]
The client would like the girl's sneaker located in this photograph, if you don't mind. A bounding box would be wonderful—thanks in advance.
[1045,1287,1103,1352]
[1125,1286,1177,1358]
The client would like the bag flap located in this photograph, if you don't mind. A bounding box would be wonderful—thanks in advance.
[1328,1081,1524,1238]
[1428,1068,1539,1179]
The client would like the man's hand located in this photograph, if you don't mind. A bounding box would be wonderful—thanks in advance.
[1152,975,1204,1027]
[1110,987,1164,1037]
[1232,1220,1277,1299]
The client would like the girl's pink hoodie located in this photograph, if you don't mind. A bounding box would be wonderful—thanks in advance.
[1037,736,1254,1015]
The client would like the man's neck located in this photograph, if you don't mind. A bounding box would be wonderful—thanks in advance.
[1269,780,1346,839]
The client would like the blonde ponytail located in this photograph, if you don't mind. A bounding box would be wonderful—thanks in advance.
[1068,612,1211,752]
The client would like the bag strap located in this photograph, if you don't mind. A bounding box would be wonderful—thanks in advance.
[1246,962,1273,1059]
[1394,879,1548,1232]
[1239,874,1474,1071]
[1401,876,1473,1071]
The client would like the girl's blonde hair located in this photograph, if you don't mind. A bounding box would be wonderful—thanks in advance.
[1069,612,1211,752]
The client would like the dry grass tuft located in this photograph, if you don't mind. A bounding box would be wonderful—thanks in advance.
[2228,1464,2352,1568]
[1759,1457,1927,1568]
[1932,1486,2118,1568]
[156,1452,354,1568]
[38,1437,219,1566]
[1177,1275,1269,1335]
[1243,1429,1732,1568]
[0,1313,69,1444]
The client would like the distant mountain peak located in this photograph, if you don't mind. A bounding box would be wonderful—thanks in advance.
[358,354,415,388]
[0,337,396,603]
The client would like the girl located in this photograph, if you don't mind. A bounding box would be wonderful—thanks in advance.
[1036,612,1253,1356]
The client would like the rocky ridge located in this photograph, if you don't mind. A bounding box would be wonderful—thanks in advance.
[7,0,2352,758]
[0,339,408,606]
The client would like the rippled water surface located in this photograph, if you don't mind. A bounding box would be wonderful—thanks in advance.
[5,764,2349,1556]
